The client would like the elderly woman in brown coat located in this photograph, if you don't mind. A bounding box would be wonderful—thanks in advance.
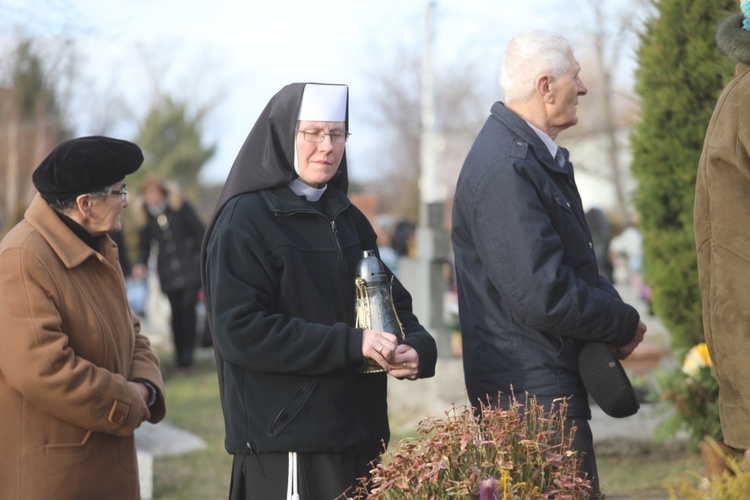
[0,136,166,499]
[695,5,750,454]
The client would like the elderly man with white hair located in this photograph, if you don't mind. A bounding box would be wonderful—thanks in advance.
[451,31,647,495]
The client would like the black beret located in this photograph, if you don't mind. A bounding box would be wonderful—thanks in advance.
[578,342,640,418]
[32,136,143,202]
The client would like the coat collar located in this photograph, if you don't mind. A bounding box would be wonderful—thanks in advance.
[24,194,118,269]
[260,185,351,220]
[491,101,570,175]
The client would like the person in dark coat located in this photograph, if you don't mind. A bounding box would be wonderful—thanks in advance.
[110,230,133,278]
[451,31,646,496]
[132,175,206,370]
[201,83,437,499]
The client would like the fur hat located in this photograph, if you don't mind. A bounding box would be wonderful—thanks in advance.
[32,136,143,202]
[716,8,750,65]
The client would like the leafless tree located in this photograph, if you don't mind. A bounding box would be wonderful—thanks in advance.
[359,42,488,222]
[361,0,651,231]
[561,0,652,227]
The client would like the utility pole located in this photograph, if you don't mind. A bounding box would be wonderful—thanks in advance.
[399,0,451,357]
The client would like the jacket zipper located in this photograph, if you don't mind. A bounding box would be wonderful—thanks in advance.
[269,379,313,434]
[329,220,354,325]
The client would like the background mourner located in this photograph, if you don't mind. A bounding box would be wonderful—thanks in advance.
[132,175,207,373]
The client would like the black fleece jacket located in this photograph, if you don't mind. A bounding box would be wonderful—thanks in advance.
[205,185,436,456]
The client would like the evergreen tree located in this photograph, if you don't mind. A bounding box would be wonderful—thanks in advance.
[133,96,216,193]
[631,0,735,348]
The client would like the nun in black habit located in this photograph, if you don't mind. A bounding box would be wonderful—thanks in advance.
[201,83,437,499]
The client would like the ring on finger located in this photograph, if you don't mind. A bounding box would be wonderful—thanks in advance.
[377,344,384,354]
[402,362,407,368]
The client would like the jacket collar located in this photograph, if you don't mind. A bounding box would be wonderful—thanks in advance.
[25,194,118,269]
[261,185,351,220]
[525,120,560,160]
[491,101,569,175]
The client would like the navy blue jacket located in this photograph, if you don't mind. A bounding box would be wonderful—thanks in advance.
[451,102,639,418]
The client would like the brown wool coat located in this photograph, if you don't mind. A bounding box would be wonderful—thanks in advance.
[0,195,166,500]
[695,62,750,450]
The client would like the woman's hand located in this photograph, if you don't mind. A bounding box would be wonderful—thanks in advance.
[362,329,398,371]
[388,344,419,380]
[127,381,151,424]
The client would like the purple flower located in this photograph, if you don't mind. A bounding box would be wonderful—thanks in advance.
[479,476,499,500]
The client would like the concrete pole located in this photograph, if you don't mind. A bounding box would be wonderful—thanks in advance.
[399,0,452,358]
[419,0,440,207]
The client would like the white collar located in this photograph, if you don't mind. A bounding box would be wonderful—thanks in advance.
[525,121,560,158]
[287,178,327,202]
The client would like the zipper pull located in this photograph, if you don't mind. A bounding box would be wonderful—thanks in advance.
[241,442,252,476]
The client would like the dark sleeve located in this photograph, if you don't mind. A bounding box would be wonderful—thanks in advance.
[597,274,620,300]
[182,201,207,243]
[464,159,638,346]
[205,222,363,376]
[110,231,132,277]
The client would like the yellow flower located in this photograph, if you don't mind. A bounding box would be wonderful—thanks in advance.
[682,342,712,378]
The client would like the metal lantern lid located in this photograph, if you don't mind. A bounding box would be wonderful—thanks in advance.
[355,250,389,285]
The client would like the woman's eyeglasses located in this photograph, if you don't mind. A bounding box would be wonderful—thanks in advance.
[296,129,350,144]
[108,186,128,201]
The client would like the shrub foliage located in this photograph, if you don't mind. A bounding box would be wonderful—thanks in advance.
[630,0,735,348]
[350,395,592,499]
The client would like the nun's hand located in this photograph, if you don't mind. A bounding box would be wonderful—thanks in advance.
[362,329,398,371]
[388,344,418,380]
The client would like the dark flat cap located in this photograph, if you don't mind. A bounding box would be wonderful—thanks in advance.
[32,136,143,202]
[578,342,640,418]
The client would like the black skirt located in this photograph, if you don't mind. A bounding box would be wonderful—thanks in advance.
[229,451,375,500]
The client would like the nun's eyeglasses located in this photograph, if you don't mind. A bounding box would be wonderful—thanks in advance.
[108,185,129,201]
[296,129,350,144]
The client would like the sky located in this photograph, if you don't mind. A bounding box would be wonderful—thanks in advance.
[0,0,636,184]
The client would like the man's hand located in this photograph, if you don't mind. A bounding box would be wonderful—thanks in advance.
[614,319,647,360]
